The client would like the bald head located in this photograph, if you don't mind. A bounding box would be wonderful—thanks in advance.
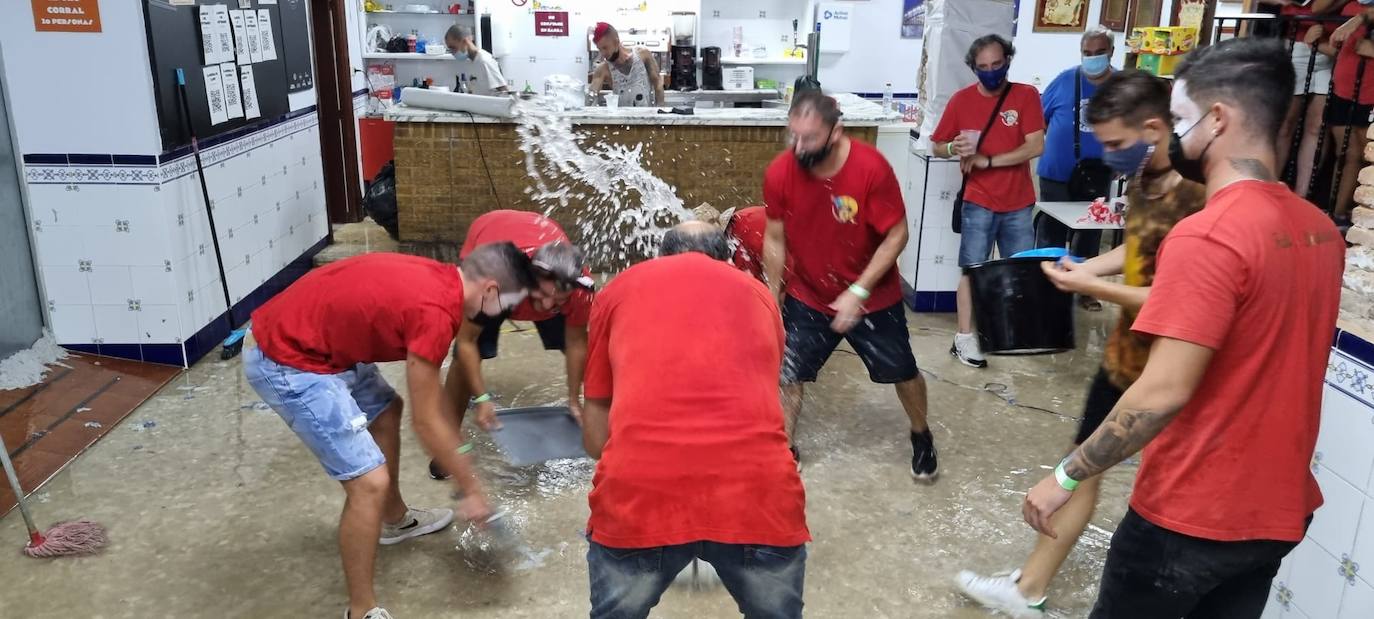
[659,221,730,260]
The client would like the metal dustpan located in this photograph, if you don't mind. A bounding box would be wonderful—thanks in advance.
[489,406,587,466]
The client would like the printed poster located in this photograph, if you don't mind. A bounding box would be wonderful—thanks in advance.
[219,63,244,120]
[203,66,229,125]
[213,6,235,64]
[244,10,263,63]
[230,10,250,65]
[240,65,262,120]
[257,9,278,61]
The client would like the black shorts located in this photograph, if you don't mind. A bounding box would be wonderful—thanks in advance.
[467,312,567,360]
[1091,509,1304,618]
[1075,367,1124,445]
[780,296,919,385]
[1325,94,1372,127]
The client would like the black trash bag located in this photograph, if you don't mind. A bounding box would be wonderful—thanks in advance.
[363,161,400,240]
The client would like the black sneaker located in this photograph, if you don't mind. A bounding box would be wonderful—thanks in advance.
[428,459,450,481]
[911,430,938,482]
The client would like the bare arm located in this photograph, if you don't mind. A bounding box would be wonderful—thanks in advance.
[1359,38,1374,57]
[1083,243,1126,277]
[1311,0,1343,14]
[451,320,501,430]
[641,49,665,106]
[587,63,608,104]
[564,325,588,422]
[763,217,787,301]
[990,130,1046,167]
[407,354,487,500]
[854,220,908,292]
[582,398,610,459]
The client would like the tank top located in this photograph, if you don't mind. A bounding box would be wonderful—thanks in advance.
[609,49,654,107]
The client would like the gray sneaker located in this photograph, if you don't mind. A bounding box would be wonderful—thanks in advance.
[951,333,988,368]
[380,507,454,546]
[343,608,394,619]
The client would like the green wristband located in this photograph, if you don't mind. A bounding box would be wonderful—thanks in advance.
[847,283,871,301]
[457,442,474,455]
[946,141,955,157]
[1054,459,1080,491]
[472,393,492,404]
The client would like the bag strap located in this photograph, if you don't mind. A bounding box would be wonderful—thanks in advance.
[1073,73,1082,160]
[976,84,1013,154]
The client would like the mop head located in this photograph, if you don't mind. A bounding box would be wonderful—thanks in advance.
[23,520,108,558]
[671,558,722,591]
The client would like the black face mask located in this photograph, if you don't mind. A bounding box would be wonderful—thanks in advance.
[1169,119,1214,185]
[607,49,622,64]
[470,290,506,327]
[795,138,834,170]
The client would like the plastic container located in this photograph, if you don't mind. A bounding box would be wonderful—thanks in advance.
[965,256,1075,355]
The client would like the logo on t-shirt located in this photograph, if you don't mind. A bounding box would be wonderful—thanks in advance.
[832,195,858,223]
[1001,110,1019,127]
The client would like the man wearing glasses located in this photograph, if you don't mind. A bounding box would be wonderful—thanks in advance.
[429,210,596,480]
[762,90,936,481]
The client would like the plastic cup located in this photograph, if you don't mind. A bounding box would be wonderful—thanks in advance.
[605,95,620,110]
[959,129,982,151]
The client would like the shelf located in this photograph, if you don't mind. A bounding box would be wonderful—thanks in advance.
[366,11,475,16]
[363,52,457,61]
[719,57,806,66]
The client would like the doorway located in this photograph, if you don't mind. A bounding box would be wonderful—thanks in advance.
[0,49,44,360]
[309,0,364,224]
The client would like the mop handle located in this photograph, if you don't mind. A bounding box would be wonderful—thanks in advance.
[0,434,41,536]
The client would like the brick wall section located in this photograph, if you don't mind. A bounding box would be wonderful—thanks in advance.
[1343,125,1374,332]
[392,121,878,265]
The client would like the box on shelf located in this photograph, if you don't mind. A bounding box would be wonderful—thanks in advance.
[722,67,754,91]
[1136,52,1184,77]
[1130,26,1198,55]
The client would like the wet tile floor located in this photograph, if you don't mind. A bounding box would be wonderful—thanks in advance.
[0,310,1134,618]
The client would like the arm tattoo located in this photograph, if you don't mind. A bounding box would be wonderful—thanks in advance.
[1065,405,1177,480]
[1229,157,1276,182]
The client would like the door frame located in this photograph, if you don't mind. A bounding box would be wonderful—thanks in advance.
[0,44,51,334]
[309,0,364,224]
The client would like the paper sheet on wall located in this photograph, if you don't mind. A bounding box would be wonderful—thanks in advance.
[259,0,277,4]
[198,6,217,63]
[240,65,262,120]
[203,66,229,126]
[257,9,278,62]
[219,63,244,120]
[230,10,249,66]
[244,11,263,64]
[213,6,235,65]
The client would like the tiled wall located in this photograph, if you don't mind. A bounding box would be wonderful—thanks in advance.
[899,153,963,312]
[1263,332,1374,618]
[22,112,329,366]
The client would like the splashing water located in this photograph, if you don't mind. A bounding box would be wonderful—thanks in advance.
[511,96,691,267]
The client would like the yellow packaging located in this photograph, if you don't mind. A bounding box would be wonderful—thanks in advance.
[1136,52,1185,77]
[1166,27,1199,54]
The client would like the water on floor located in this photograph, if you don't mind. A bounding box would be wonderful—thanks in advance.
[0,310,1134,618]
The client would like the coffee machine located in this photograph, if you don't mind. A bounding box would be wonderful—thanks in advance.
[670,12,697,91]
[701,46,722,90]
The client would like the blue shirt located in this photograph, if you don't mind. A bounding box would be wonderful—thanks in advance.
[1036,67,1108,183]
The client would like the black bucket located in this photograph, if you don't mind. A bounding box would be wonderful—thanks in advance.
[966,256,1075,355]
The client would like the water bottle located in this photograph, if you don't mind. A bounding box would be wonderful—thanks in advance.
[882,82,893,111]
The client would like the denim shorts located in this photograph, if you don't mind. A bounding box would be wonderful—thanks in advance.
[243,346,398,481]
[587,540,806,619]
[958,201,1036,267]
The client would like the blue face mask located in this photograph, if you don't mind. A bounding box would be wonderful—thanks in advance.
[1081,53,1111,77]
[1102,140,1153,176]
[1361,0,1374,6]
[976,66,1009,91]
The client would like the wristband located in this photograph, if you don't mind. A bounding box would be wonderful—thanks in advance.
[847,283,871,300]
[472,393,492,404]
[457,442,474,455]
[1054,458,1080,491]
[946,141,955,157]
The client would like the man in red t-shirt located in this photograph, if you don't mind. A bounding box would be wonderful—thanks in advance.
[931,34,1046,368]
[581,223,809,618]
[429,210,595,480]
[1323,1,1374,221]
[1024,39,1343,617]
[726,206,767,280]
[244,247,535,619]
[763,90,936,480]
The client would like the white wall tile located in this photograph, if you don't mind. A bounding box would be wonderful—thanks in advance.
[91,304,139,344]
[30,224,85,269]
[1310,466,1366,559]
[1339,573,1374,618]
[131,265,178,306]
[1287,539,1346,619]
[86,265,133,307]
[1352,496,1374,588]
[24,183,81,227]
[47,304,96,345]
[40,265,90,307]
[1317,385,1374,491]
[136,304,181,344]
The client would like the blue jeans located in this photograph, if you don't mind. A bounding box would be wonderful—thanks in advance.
[243,346,398,480]
[587,540,806,619]
[958,201,1036,267]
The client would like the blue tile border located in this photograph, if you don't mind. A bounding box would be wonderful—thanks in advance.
[22,154,66,165]
[1327,329,1374,408]
[905,290,956,313]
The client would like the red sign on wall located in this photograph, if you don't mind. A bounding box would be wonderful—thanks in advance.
[535,11,568,37]
[32,0,102,33]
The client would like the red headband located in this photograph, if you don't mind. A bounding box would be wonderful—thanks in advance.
[593,22,612,42]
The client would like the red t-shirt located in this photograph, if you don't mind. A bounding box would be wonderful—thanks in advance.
[583,253,809,549]
[1130,181,1343,543]
[1282,4,1318,43]
[931,83,1045,213]
[728,206,767,280]
[252,253,465,373]
[460,209,593,327]
[762,140,906,314]
[1334,2,1374,104]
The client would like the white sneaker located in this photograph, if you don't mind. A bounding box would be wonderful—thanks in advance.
[955,569,1046,618]
[950,333,988,368]
[379,507,454,546]
[343,607,394,619]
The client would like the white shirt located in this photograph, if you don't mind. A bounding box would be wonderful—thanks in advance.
[453,49,508,95]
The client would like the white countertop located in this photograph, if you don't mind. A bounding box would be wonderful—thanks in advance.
[383,93,904,127]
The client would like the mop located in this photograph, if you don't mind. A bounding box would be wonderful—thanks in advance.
[0,433,107,558]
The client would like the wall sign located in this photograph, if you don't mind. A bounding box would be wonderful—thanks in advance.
[535,11,568,37]
[31,0,102,33]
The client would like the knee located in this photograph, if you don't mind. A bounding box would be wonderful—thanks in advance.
[345,466,392,500]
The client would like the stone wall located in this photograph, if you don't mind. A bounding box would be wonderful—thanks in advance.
[391,121,878,265]
[1343,124,1374,336]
